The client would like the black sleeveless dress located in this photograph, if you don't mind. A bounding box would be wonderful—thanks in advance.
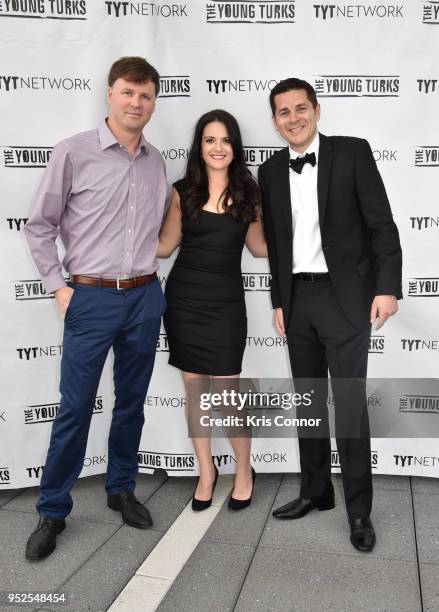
[163,179,248,375]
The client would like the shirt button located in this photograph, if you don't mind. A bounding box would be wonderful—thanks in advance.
[128,229,132,233]
[126,252,130,257]
[130,206,134,210]
[131,183,135,188]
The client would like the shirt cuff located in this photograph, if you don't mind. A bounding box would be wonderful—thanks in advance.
[43,273,67,295]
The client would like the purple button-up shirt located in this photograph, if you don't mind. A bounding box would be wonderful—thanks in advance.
[25,120,169,294]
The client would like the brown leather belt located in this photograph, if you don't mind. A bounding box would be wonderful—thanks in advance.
[71,273,157,290]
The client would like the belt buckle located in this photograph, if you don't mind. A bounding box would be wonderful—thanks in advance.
[116,275,129,290]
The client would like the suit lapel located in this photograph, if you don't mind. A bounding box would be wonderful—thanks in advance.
[274,147,293,241]
[317,133,333,227]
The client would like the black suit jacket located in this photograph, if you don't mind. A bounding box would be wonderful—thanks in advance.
[258,134,403,330]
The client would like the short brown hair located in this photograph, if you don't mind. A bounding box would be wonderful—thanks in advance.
[108,56,160,96]
[270,78,318,115]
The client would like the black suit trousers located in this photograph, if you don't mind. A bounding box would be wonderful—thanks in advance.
[286,276,372,520]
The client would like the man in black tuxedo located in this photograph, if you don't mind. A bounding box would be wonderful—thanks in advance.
[259,78,402,552]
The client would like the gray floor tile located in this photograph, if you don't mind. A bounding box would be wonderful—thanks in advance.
[145,476,197,532]
[2,471,168,522]
[413,493,439,563]
[235,547,421,612]
[0,489,23,508]
[261,486,415,561]
[0,511,117,592]
[412,477,439,495]
[59,526,163,612]
[420,562,439,612]
[1,485,40,514]
[157,540,255,612]
[204,473,283,546]
[371,474,411,492]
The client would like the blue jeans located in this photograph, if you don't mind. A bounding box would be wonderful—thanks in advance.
[36,279,165,519]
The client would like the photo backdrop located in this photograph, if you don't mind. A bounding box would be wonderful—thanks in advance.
[1,0,439,489]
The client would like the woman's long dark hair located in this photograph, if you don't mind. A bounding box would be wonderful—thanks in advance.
[183,109,260,223]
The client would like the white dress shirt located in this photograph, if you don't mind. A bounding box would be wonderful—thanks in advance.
[289,133,328,274]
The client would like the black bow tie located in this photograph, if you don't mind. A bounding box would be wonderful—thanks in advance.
[289,152,316,174]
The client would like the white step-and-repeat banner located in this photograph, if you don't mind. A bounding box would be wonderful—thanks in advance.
[1,0,438,490]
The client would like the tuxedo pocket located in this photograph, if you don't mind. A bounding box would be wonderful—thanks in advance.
[355,258,372,277]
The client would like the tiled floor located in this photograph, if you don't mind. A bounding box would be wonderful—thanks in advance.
[1,473,437,612]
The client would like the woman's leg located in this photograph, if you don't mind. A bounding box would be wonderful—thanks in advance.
[182,371,216,501]
[212,375,253,500]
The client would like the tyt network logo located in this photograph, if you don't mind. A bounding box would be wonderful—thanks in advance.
[145,395,186,408]
[16,345,63,360]
[417,79,439,93]
[0,0,87,19]
[206,0,295,23]
[159,76,191,98]
[6,218,28,231]
[372,149,397,162]
[314,75,399,97]
[104,1,188,17]
[401,338,438,351]
[246,336,288,348]
[242,273,271,291]
[1,146,52,168]
[407,278,439,297]
[409,217,439,230]
[422,1,439,24]
[313,3,403,19]
[0,75,91,92]
[244,146,283,167]
[394,455,439,467]
[414,146,439,166]
[399,394,439,413]
[161,147,189,161]
[206,79,279,94]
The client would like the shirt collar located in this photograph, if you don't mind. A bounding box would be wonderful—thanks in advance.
[98,119,149,155]
[289,132,319,160]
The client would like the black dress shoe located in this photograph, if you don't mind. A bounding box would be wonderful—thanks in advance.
[228,467,256,511]
[272,492,335,520]
[349,516,376,552]
[192,465,219,511]
[107,491,153,529]
[25,515,66,560]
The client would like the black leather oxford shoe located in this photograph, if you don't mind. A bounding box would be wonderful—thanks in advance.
[25,515,66,560]
[349,516,376,552]
[272,493,335,520]
[107,491,153,529]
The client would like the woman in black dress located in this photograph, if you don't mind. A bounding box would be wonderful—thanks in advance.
[158,110,267,511]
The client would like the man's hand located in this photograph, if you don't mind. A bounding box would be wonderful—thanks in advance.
[274,307,286,337]
[55,286,74,319]
[370,295,398,329]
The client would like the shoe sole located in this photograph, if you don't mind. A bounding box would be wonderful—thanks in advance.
[107,502,153,529]
[25,522,66,561]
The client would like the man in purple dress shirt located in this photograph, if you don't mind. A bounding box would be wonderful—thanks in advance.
[24,57,168,560]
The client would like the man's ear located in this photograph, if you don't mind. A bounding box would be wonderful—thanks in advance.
[315,103,321,122]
